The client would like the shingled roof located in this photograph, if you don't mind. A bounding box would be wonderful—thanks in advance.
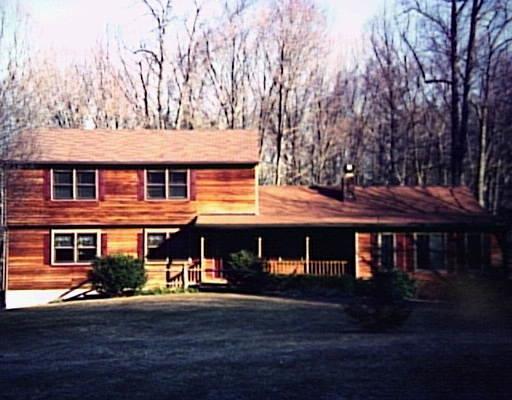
[17,129,259,164]
[197,185,498,228]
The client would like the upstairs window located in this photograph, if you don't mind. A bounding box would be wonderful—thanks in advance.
[52,230,100,264]
[146,169,188,200]
[52,169,97,200]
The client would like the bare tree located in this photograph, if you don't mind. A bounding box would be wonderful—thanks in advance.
[254,0,327,185]
[0,6,39,303]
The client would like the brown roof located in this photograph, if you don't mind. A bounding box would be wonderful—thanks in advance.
[197,185,498,228]
[17,129,259,164]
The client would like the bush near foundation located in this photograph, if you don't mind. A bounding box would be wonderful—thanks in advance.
[346,270,415,331]
[355,270,416,301]
[266,274,355,296]
[225,250,268,293]
[89,255,147,297]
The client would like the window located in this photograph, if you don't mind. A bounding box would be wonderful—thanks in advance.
[370,233,395,270]
[146,169,188,200]
[415,233,446,271]
[145,229,188,262]
[147,232,168,261]
[52,169,97,200]
[169,171,187,198]
[380,234,394,270]
[371,233,395,270]
[147,171,166,199]
[52,231,100,264]
[467,233,484,270]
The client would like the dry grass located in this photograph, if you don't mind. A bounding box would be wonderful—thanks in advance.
[0,293,511,400]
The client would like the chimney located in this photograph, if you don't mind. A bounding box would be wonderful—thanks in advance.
[341,163,356,201]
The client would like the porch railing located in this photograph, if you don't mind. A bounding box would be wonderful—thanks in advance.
[264,259,348,277]
[145,261,202,289]
[144,258,349,289]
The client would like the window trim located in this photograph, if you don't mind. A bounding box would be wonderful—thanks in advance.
[413,232,448,272]
[144,228,180,264]
[50,168,98,201]
[51,229,101,266]
[144,169,190,201]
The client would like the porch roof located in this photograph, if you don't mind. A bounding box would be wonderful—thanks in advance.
[197,185,499,229]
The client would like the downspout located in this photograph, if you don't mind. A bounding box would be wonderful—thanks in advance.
[0,166,7,309]
[354,232,359,279]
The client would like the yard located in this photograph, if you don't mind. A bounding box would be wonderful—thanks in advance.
[1,293,511,400]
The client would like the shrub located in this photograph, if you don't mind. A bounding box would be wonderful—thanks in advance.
[266,274,355,296]
[355,270,416,301]
[225,250,268,293]
[372,270,416,301]
[140,287,198,296]
[89,255,147,297]
[346,270,415,331]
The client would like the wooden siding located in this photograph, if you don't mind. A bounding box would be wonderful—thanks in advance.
[194,169,256,214]
[356,231,504,280]
[7,228,141,290]
[8,229,91,290]
[356,233,373,278]
[7,167,256,226]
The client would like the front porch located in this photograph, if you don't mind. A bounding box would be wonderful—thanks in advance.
[143,227,355,289]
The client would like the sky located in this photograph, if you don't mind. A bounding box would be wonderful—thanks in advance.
[6,0,387,61]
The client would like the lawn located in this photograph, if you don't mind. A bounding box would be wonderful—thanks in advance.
[0,293,511,399]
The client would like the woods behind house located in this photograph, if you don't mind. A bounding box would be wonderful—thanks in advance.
[1,0,511,213]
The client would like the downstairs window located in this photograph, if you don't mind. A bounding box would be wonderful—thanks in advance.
[52,230,100,264]
[145,229,189,262]
[415,233,446,271]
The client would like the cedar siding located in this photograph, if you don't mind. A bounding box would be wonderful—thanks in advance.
[7,166,257,226]
[356,231,503,280]
[8,228,141,290]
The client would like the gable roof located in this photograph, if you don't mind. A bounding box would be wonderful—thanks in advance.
[197,185,498,228]
[16,129,259,165]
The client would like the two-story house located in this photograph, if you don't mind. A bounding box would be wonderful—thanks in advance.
[1,129,506,308]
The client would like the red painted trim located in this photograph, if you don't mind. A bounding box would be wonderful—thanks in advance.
[98,170,106,201]
[137,233,144,259]
[189,169,197,200]
[405,234,415,272]
[43,170,51,200]
[137,170,145,200]
[101,233,108,256]
[43,233,50,265]
[395,234,406,271]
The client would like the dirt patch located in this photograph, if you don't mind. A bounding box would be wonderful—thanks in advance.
[1,293,511,399]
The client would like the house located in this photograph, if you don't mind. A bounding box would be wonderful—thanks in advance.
[0,129,506,308]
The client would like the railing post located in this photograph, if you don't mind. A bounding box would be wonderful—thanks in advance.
[305,236,310,274]
[200,236,205,271]
[183,263,189,289]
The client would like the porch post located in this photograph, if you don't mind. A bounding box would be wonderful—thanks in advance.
[200,236,205,269]
[183,264,189,289]
[305,236,310,274]
[257,236,262,258]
